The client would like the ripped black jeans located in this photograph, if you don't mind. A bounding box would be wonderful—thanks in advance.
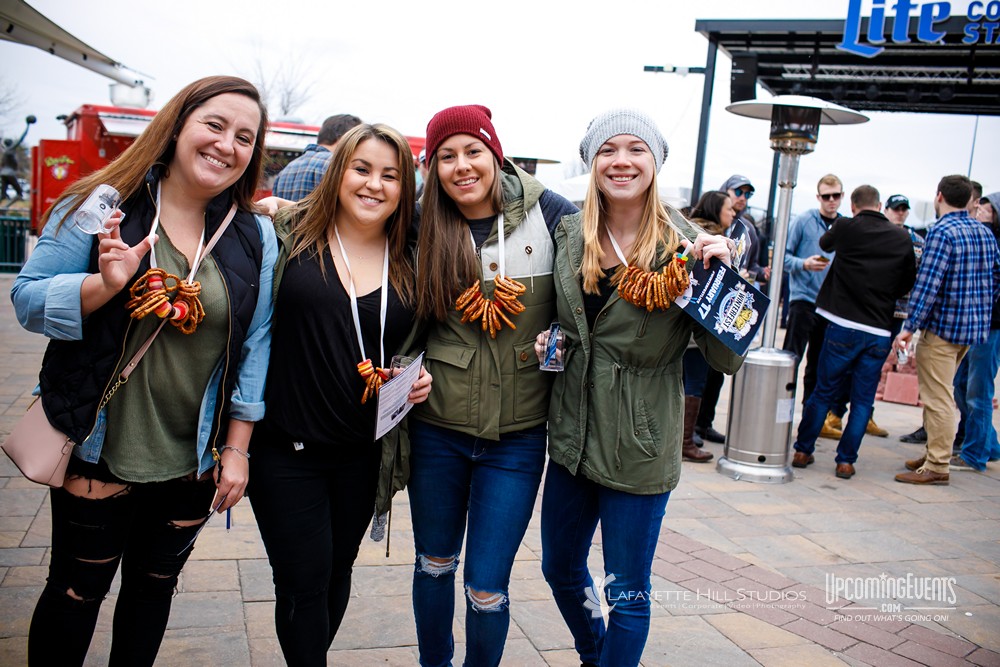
[28,457,217,667]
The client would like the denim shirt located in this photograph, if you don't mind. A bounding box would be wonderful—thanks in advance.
[11,204,278,477]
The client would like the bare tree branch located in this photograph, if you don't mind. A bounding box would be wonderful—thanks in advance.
[0,77,23,125]
[241,42,315,119]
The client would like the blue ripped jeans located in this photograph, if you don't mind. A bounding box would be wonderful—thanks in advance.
[540,461,670,667]
[407,420,546,667]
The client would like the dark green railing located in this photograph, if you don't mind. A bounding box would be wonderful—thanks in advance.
[0,213,31,273]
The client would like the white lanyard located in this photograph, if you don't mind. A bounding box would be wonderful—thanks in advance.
[605,226,629,267]
[147,182,207,282]
[334,226,389,369]
[470,213,506,276]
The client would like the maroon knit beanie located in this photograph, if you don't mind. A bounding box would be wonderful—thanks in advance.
[424,104,504,166]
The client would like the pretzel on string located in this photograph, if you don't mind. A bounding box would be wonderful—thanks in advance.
[617,253,690,312]
[358,359,391,404]
[125,267,206,335]
[455,275,526,338]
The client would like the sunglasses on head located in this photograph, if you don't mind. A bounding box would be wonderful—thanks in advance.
[819,192,844,201]
[733,187,754,199]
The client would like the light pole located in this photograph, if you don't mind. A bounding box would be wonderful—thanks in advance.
[716,95,868,484]
[643,63,710,203]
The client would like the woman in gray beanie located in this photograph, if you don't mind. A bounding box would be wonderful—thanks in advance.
[535,109,743,666]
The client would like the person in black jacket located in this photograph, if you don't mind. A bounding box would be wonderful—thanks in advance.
[790,185,917,479]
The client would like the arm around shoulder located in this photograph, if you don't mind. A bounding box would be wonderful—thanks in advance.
[229,214,277,422]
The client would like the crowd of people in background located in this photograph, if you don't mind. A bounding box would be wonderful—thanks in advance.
[8,72,1000,667]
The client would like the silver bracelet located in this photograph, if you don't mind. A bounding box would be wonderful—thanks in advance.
[219,445,250,460]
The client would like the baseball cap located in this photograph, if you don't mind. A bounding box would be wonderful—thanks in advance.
[721,175,754,193]
[886,194,910,210]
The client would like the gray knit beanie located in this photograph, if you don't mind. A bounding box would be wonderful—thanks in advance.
[579,109,669,171]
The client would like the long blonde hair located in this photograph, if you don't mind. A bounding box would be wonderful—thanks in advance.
[287,123,416,307]
[43,76,269,230]
[415,154,504,321]
[579,169,679,294]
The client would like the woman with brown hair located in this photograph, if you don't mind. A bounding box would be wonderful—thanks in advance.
[405,104,577,666]
[11,75,277,666]
[248,123,431,666]
[681,189,737,463]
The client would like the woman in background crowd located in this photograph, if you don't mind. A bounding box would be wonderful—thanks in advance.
[952,192,1000,472]
[680,189,736,463]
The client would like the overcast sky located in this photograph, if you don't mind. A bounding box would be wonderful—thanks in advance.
[2,0,997,221]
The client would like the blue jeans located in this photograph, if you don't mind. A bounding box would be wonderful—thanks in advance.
[682,347,710,397]
[954,329,1000,470]
[540,462,670,667]
[407,420,546,667]
[794,322,892,464]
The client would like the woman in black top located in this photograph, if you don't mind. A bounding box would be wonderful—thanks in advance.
[248,123,431,666]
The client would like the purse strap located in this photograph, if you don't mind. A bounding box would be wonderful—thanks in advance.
[98,204,238,409]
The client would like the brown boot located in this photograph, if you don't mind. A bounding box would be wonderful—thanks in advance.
[683,396,713,463]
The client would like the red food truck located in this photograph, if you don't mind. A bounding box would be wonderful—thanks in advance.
[29,104,426,233]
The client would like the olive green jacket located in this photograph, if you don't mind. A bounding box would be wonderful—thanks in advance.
[411,161,564,440]
[547,212,744,495]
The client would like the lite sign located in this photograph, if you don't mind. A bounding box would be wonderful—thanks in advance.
[838,0,1000,57]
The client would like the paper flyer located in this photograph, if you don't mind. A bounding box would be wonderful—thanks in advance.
[374,351,425,440]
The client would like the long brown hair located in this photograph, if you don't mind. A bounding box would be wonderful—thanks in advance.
[415,153,504,320]
[42,75,269,230]
[579,168,679,295]
[287,123,416,307]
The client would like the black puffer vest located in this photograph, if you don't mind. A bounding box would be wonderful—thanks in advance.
[39,167,264,448]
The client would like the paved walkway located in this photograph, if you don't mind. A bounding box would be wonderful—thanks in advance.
[0,273,998,666]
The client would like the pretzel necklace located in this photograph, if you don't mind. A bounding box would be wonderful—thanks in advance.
[334,226,391,404]
[607,227,690,311]
[126,183,226,334]
[456,214,526,338]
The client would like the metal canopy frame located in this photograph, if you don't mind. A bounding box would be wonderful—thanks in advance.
[688,16,1000,203]
[696,17,1000,115]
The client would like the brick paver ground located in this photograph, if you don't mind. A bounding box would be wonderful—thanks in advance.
[1,274,998,666]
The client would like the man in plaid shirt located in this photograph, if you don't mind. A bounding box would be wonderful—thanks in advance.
[894,175,1000,485]
[273,114,362,201]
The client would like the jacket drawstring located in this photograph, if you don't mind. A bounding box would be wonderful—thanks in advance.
[612,363,623,470]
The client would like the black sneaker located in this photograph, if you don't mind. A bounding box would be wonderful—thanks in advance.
[899,426,927,444]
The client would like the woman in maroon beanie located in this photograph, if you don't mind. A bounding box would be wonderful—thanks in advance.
[403,104,576,666]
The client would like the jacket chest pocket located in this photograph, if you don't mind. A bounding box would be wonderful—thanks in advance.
[422,341,476,426]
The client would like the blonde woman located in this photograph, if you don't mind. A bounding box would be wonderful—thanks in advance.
[537,109,743,666]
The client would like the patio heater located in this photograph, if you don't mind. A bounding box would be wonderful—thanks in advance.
[716,95,868,484]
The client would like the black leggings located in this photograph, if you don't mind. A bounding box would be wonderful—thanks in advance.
[29,460,217,667]
[248,424,382,667]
